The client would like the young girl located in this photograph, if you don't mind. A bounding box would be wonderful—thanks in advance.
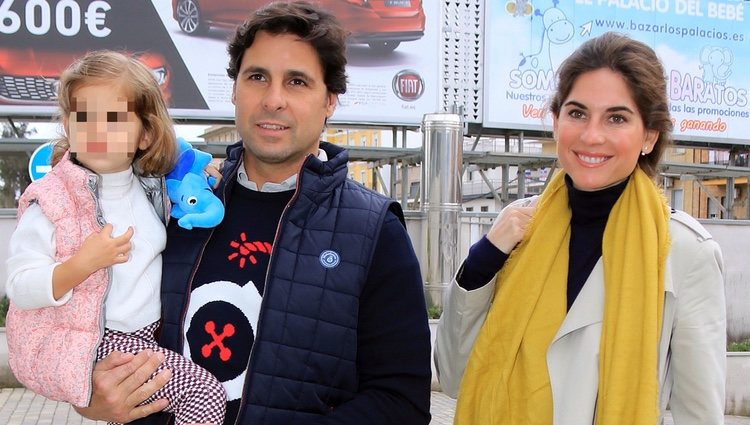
[5,50,226,425]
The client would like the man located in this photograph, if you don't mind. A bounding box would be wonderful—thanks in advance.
[76,2,432,424]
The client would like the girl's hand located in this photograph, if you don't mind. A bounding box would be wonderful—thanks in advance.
[486,203,537,254]
[77,224,134,271]
[51,224,133,299]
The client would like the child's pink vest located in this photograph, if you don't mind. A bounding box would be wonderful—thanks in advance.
[7,153,114,407]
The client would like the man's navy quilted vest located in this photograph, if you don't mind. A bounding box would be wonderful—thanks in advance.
[149,142,403,425]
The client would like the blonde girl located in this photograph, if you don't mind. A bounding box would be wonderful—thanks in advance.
[6,50,225,425]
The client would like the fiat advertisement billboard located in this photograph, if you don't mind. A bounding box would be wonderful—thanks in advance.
[0,0,440,125]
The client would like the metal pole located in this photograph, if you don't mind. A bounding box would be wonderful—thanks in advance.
[502,134,510,207]
[390,127,398,200]
[401,127,409,207]
[726,177,735,219]
[421,113,463,307]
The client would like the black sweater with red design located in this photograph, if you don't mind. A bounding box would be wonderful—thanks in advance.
[187,186,291,423]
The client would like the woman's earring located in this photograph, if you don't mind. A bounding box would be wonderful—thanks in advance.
[641,151,647,156]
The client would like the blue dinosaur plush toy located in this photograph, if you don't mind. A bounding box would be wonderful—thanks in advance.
[166,138,225,229]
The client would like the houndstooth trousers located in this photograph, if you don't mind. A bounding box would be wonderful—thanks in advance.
[96,321,226,425]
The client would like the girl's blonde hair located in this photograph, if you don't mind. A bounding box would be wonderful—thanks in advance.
[52,50,176,176]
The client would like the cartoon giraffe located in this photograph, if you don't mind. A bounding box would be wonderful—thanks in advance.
[518,0,574,72]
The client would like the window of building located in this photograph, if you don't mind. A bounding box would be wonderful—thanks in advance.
[409,181,420,199]
[671,189,683,210]
[708,150,730,165]
[708,197,719,218]
[481,206,489,212]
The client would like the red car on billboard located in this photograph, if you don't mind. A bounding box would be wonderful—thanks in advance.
[0,48,172,106]
[172,0,425,53]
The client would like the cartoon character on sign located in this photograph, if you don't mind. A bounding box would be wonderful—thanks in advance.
[506,0,533,17]
[700,46,733,86]
[517,0,574,72]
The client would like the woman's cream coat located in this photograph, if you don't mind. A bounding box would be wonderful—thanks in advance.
[435,208,726,425]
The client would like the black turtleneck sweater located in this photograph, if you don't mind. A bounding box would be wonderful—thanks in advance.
[457,176,627,311]
[565,176,627,309]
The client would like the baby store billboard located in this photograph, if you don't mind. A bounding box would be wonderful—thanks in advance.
[0,0,439,125]
[485,0,749,145]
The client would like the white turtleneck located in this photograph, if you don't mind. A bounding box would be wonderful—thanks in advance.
[6,167,165,332]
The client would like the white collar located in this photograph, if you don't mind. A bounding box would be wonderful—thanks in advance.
[236,148,328,192]
[98,167,135,199]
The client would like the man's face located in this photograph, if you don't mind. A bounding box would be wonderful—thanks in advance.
[65,82,146,174]
[232,31,337,184]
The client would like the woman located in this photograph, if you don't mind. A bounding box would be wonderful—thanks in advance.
[434,32,726,425]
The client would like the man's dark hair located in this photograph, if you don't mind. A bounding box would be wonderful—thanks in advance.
[226,1,348,95]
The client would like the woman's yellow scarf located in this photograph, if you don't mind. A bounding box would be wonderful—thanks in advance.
[455,168,670,425]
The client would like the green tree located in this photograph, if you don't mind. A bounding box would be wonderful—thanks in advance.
[0,123,35,208]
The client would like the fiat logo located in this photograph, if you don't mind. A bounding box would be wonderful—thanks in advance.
[392,70,424,101]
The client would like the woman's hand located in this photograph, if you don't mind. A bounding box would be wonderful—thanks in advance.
[486,200,537,254]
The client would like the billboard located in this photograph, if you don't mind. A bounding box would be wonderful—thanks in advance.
[0,0,440,125]
[484,0,749,144]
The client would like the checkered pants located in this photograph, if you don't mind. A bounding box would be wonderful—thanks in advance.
[96,322,226,425]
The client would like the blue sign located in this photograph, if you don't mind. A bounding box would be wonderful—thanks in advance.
[484,0,749,145]
[28,143,54,182]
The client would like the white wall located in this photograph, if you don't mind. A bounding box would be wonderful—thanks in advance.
[0,212,747,341]
[702,220,750,343]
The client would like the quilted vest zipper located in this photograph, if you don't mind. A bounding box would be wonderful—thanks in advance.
[234,153,312,424]
[85,172,111,407]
